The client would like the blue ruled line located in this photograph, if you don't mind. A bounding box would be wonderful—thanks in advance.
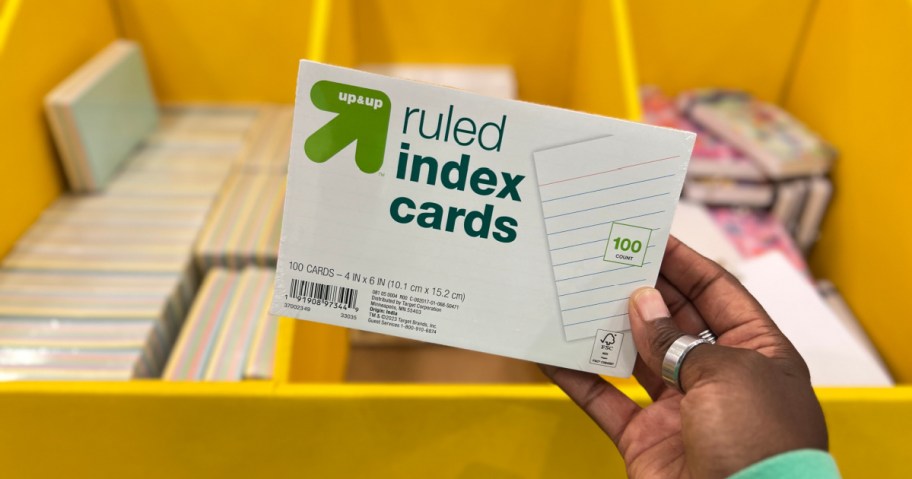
[556,265,633,282]
[564,313,629,327]
[559,278,647,297]
[550,238,605,252]
[555,262,652,283]
[553,255,602,267]
[548,210,665,236]
[542,174,674,203]
[544,193,669,220]
[561,297,628,312]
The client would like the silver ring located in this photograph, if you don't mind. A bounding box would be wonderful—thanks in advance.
[662,335,710,393]
[698,329,718,344]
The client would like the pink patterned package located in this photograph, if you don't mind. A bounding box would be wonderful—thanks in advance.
[710,207,809,276]
[640,86,764,180]
[679,89,835,179]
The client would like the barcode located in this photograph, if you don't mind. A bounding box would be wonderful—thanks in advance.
[289,278,358,309]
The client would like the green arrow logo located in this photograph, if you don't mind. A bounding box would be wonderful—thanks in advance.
[304,80,392,174]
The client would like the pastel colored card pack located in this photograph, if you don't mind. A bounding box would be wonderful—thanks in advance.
[44,40,159,192]
[206,267,276,381]
[164,267,277,381]
[4,98,292,381]
[271,61,694,376]
[194,173,286,271]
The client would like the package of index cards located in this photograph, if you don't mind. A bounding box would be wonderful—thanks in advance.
[271,61,695,377]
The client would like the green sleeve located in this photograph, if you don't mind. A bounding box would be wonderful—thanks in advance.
[729,449,840,479]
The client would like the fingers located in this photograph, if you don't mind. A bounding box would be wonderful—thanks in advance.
[629,286,769,394]
[630,287,730,394]
[632,356,666,401]
[655,275,709,335]
[540,364,640,444]
[633,276,709,400]
[628,288,691,375]
[660,236,772,336]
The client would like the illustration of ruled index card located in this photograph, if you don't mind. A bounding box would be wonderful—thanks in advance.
[533,135,691,341]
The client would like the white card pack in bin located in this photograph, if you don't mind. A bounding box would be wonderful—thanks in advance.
[271,61,695,376]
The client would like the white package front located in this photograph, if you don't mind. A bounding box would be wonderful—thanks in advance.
[271,61,694,376]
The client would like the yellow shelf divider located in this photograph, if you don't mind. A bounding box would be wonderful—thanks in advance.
[0,381,909,477]
[112,0,317,102]
[628,0,819,103]
[784,0,912,384]
[0,0,120,257]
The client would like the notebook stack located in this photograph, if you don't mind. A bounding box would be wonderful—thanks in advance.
[163,267,278,381]
[643,82,879,384]
[641,87,835,253]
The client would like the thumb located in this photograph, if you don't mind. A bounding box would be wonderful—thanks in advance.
[629,287,711,389]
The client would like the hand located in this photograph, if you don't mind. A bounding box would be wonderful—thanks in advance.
[541,236,828,479]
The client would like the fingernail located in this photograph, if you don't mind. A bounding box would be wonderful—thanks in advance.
[632,288,669,323]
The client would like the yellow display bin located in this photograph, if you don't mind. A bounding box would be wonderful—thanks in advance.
[0,0,910,477]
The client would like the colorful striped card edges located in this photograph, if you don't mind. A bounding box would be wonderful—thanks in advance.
[236,106,294,172]
[2,103,302,382]
[1,249,192,275]
[104,169,230,199]
[205,267,274,381]
[17,223,200,245]
[49,194,213,214]
[0,367,138,382]
[194,173,286,271]
[244,290,278,380]
[147,105,260,147]
[163,269,239,380]
[126,143,241,175]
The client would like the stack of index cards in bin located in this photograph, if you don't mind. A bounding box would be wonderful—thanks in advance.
[235,106,295,172]
[147,105,262,148]
[191,105,293,273]
[27,40,288,381]
[126,142,244,175]
[194,172,286,271]
[206,267,277,381]
[243,300,279,380]
[5,203,201,277]
[164,267,277,381]
[104,168,231,199]
[0,270,180,380]
[44,40,159,193]
[4,99,267,380]
[0,199,203,380]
